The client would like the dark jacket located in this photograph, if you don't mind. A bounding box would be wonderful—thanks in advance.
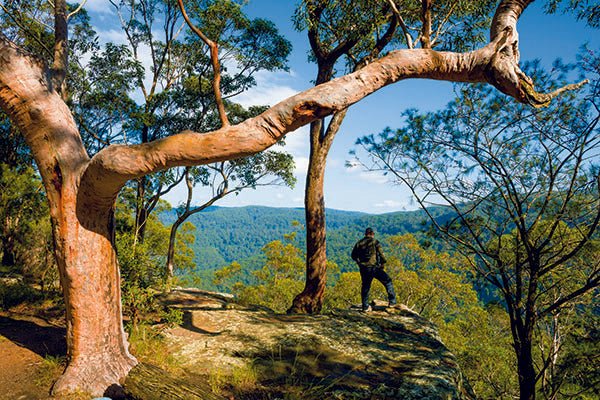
[351,236,386,268]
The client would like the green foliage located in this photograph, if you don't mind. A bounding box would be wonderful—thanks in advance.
[0,0,96,66]
[164,205,450,287]
[549,308,600,399]
[544,0,600,28]
[115,190,192,327]
[323,271,361,309]
[0,164,47,238]
[213,226,339,312]
[443,304,517,399]
[127,324,181,372]
[35,355,67,390]
[293,0,497,70]
[234,231,306,313]
[0,164,57,290]
[121,283,158,327]
[0,113,30,167]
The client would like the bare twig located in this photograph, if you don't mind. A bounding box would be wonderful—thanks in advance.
[386,0,414,49]
[67,0,88,20]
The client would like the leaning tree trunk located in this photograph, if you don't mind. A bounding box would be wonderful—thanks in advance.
[29,119,137,396]
[135,176,149,243]
[166,214,186,282]
[0,44,137,395]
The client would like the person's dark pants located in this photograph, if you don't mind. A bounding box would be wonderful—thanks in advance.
[359,265,396,309]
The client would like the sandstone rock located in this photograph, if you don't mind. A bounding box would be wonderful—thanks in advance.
[163,289,475,400]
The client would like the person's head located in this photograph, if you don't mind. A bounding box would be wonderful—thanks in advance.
[365,227,374,237]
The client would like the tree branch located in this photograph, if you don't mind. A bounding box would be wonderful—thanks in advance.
[386,0,414,49]
[420,0,432,49]
[0,0,588,210]
[177,0,229,127]
[67,0,88,20]
[51,0,68,98]
[0,4,53,59]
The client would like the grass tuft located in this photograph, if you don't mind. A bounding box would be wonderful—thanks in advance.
[127,323,181,372]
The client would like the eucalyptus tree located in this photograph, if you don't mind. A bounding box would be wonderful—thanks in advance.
[0,0,586,395]
[353,59,599,400]
[83,0,292,242]
[288,0,505,314]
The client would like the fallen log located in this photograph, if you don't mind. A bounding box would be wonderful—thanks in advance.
[122,363,225,400]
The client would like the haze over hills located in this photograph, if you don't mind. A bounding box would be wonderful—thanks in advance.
[161,205,452,282]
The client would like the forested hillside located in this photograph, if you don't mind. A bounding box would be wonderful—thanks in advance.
[161,206,451,282]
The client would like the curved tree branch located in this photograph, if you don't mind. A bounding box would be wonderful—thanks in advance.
[0,0,588,209]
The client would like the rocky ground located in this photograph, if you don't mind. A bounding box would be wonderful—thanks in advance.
[162,288,475,400]
[0,289,475,399]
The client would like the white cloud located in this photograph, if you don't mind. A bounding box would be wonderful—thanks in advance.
[293,156,310,176]
[96,28,128,45]
[233,70,300,108]
[374,199,405,209]
[84,0,115,14]
[281,126,309,156]
[328,158,343,168]
[292,197,304,204]
[344,159,387,185]
[358,171,388,185]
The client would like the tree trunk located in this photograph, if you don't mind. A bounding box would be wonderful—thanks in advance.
[51,186,137,396]
[288,130,328,314]
[166,216,185,282]
[135,176,149,243]
[517,336,536,400]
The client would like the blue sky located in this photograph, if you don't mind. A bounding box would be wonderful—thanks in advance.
[83,0,599,214]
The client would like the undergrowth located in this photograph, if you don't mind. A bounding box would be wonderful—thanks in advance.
[127,323,181,372]
[35,355,65,391]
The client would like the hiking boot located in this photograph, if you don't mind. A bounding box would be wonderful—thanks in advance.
[362,305,372,313]
[388,301,397,308]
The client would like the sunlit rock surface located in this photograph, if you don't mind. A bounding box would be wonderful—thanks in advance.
[162,288,475,400]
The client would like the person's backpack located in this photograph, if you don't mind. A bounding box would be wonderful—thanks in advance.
[357,238,378,266]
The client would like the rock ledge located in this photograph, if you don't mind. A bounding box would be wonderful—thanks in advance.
[163,289,475,400]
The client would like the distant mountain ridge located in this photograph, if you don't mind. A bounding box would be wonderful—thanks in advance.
[161,205,450,278]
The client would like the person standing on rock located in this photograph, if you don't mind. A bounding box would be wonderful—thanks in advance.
[351,227,397,312]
